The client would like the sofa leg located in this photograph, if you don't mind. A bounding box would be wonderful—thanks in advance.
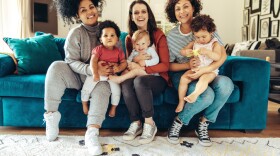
[244,130,263,133]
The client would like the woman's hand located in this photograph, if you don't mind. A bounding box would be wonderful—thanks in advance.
[189,57,200,69]
[98,61,113,76]
[133,53,151,62]
[128,62,142,70]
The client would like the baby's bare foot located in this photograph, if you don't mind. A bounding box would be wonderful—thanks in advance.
[184,93,198,103]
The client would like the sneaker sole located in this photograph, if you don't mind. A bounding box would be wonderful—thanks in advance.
[139,127,157,144]
[122,129,143,141]
[166,136,180,144]
[195,130,212,147]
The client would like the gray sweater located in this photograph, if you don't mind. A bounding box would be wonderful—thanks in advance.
[64,24,100,80]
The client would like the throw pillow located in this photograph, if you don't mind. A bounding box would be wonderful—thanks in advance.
[35,31,66,59]
[3,34,63,74]
[231,41,251,56]
[249,41,261,50]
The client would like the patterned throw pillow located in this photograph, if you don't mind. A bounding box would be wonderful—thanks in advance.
[231,41,251,56]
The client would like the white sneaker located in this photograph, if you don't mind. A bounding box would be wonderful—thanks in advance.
[139,123,157,144]
[85,127,102,155]
[123,122,143,141]
[43,111,61,141]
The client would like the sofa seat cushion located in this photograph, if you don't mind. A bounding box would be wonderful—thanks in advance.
[164,84,240,105]
[0,74,77,101]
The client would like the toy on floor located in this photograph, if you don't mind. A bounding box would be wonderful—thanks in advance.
[79,140,120,155]
[180,140,194,148]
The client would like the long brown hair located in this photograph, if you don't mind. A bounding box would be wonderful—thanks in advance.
[128,0,157,46]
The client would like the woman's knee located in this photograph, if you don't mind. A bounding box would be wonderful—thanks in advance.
[189,82,214,105]
[121,79,134,95]
[211,76,234,95]
[134,76,149,89]
[47,61,68,74]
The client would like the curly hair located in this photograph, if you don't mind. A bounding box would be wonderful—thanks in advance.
[165,0,202,23]
[191,14,216,33]
[52,0,105,25]
[128,0,157,45]
[97,20,121,41]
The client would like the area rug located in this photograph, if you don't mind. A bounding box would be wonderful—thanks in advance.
[0,135,280,156]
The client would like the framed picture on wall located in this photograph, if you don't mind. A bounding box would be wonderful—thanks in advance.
[243,9,250,25]
[271,20,279,37]
[249,14,259,41]
[273,0,280,18]
[260,17,270,38]
[261,0,271,15]
[244,0,251,8]
[251,0,261,14]
[242,26,248,41]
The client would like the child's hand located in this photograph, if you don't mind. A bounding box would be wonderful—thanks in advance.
[94,75,100,82]
[180,48,193,57]
[112,65,120,74]
[138,60,146,67]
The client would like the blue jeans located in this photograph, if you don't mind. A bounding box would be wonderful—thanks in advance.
[170,71,234,125]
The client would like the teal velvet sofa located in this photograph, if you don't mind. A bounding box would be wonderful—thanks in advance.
[0,33,270,131]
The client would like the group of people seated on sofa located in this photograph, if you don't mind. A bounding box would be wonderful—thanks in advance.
[44,0,234,155]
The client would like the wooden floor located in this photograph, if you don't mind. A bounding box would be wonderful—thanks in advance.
[0,101,279,138]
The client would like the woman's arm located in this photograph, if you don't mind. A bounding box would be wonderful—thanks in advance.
[169,62,190,71]
[90,55,100,81]
[145,31,169,74]
[64,28,93,76]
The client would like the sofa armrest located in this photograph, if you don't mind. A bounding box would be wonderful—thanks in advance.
[220,56,270,129]
[238,50,276,62]
[0,54,16,77]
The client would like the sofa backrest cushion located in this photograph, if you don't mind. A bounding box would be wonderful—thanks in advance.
[3,34,63,74]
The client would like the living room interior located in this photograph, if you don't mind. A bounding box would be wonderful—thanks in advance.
[0,0,280,155]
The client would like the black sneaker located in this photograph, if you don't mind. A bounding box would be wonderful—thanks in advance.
[167,118,183,144]
[195,121,212,147]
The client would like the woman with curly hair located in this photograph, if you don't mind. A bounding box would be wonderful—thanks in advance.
[165,0,234,146]
[121,0,169,144]
[44,0,110,155]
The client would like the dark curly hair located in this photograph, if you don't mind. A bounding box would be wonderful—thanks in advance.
[52,0,105,25]
[97,20,121,41]
[128,0,157,46]
[165,0,202,23]
[191,14,216,33]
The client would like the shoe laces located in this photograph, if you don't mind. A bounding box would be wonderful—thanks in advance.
[126,122,140,135]
[87,130,99,145]
[169,120,182,137]
[198,122,209,139]
[43,114,56,130]
[142,124,153,138]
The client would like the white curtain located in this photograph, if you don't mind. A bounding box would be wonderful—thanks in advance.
[17,0,32,38]
[0,0,31,52]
